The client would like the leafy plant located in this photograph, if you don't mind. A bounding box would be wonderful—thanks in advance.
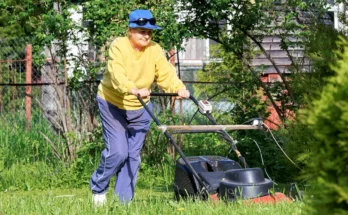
[177,0,330,124]
[304,37,348,215]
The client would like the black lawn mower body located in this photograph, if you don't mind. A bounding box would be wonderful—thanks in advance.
[173,156,273,201]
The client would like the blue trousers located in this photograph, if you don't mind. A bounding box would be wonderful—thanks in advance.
[90,96,152,203]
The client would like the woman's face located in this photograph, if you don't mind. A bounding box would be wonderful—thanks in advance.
[129,28,153,51]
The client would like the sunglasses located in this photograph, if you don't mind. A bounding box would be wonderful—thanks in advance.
[130,18,156,26]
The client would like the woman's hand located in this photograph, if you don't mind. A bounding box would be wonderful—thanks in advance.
[130,88,150,98]
[177,89,190,99]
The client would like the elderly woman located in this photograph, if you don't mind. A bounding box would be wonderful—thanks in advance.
[90,9,189,206]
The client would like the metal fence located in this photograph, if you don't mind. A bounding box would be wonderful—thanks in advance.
[0,38,101,162]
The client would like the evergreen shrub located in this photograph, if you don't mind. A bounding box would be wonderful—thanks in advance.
[305,37,348,215]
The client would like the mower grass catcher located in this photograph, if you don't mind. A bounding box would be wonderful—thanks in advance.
[138,93,290,203]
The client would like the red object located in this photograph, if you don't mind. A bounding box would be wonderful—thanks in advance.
[25,44,32,130]
[210,193,219,202]
[246,192,292,204]
[209,192,291,204]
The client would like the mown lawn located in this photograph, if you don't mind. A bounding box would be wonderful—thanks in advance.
[0,187,303,215]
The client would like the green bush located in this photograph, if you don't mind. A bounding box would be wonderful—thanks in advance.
[304,37,348,215]
[277,119,315,182]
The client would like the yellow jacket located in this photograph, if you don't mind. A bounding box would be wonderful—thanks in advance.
[97,37,186,110]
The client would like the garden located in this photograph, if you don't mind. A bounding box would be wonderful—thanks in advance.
[1,0,348,214]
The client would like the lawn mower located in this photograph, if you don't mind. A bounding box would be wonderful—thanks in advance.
[137,93,290,203]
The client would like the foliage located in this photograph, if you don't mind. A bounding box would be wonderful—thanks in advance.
[291,24,341,105]
[278,24,341,182]
[304,37,348,215]
[142,109,182,165]
[176,0,344,185]
[277,119,314,182]
[83,0,191,51]
[194,44,267,123]
[177,0,330,123]
[68,125,105,186]
[180,132,230,158]
[0,0,43,38]
[189,42,290,181]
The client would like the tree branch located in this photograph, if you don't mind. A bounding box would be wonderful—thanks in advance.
[241,29,296,106]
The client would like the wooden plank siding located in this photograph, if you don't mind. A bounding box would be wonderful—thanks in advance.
[179,36,310,74]
[251,35,311,74]
[251,9,333,74]
[180,38,207,61]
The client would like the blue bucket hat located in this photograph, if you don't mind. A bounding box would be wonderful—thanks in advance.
[128,9,162,30]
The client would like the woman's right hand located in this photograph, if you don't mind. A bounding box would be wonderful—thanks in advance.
[130,88,150,98]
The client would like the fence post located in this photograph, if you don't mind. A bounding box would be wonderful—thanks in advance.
[25,44,32,130]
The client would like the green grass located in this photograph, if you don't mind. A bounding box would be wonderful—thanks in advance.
[0,187,303,215]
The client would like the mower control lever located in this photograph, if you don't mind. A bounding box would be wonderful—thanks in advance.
[198,100,212,114]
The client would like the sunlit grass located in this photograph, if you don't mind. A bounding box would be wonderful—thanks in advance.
[0,187,303,215]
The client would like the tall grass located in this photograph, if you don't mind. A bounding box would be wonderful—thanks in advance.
[0,109,77,191]
[0,110,58,168]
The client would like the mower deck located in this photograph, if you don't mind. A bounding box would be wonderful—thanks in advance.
[173,156,279,202]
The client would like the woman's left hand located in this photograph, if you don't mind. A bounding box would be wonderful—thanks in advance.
[177,89,190,99]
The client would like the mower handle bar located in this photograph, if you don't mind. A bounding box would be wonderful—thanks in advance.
[148,92,200,106]
[138,92,248,164]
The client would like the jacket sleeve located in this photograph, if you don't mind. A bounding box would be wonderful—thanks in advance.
[107,39,136,94]
[154,45,186,93]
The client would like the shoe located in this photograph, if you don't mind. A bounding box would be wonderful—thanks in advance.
[92,193,106,207]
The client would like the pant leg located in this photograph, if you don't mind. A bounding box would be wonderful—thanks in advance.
[90,96,129,194]
[114,102,152,203]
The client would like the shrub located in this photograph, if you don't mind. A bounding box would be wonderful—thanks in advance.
[304,37,348,215]
[277,119,314,182]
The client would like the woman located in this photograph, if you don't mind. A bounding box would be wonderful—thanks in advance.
[90,9,189,206]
